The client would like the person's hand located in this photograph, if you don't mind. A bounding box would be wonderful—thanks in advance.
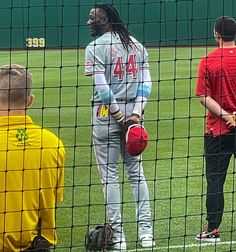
[225,112,236,128]
[126,113,141,123]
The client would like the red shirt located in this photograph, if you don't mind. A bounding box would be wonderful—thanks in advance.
[196,47,236,136]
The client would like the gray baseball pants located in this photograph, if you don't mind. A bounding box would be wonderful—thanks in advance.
[92,101,153,240]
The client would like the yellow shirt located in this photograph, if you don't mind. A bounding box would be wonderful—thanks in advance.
[0,116,65,252]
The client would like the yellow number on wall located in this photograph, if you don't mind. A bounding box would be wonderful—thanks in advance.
[39,38,45,47]
[26,38,33,47]
[32,38,39,47]
[26,37,46,48]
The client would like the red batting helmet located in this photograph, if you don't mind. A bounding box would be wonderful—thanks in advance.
[125,122,148,156]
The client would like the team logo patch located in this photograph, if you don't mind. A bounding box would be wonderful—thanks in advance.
[85,60,93,75]
[85,60,93,67]
[16,129,29,142]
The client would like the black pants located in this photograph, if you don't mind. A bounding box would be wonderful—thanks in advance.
[204,131,236,230]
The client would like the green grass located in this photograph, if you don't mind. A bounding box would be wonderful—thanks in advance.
[0,47,235,251]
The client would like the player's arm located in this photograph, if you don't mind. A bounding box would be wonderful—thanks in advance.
[85,45,124,123]
[198,95,236,128]
[94,73,124,123]
[131,48,152,122]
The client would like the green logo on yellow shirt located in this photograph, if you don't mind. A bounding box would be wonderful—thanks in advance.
[16,129,29,142]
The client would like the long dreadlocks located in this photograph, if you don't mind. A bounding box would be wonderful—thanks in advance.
[95,3,135,49]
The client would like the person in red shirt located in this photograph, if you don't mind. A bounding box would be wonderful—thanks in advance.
[195,16,236,242]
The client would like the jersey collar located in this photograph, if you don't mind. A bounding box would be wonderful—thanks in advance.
[0,115,33,127]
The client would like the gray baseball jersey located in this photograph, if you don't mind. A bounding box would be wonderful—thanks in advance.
[85,32,149,102]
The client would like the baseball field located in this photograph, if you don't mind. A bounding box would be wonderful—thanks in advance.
[1,47,235,251]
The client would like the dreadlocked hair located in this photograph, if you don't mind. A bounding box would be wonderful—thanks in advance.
[95,3,135,49]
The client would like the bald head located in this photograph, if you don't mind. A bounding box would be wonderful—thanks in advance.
[0,64,33,110]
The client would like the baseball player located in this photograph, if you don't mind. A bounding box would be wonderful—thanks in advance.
[85,3,155,250]
[0,64,65,251]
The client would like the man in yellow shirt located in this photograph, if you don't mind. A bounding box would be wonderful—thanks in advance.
[0,64,65,251]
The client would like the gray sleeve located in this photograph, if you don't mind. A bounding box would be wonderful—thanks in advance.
[85,43,106,76]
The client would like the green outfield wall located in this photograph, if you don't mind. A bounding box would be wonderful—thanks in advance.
[0,0,235,49]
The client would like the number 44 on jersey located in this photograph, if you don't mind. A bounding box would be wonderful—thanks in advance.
[113,54,137,80]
